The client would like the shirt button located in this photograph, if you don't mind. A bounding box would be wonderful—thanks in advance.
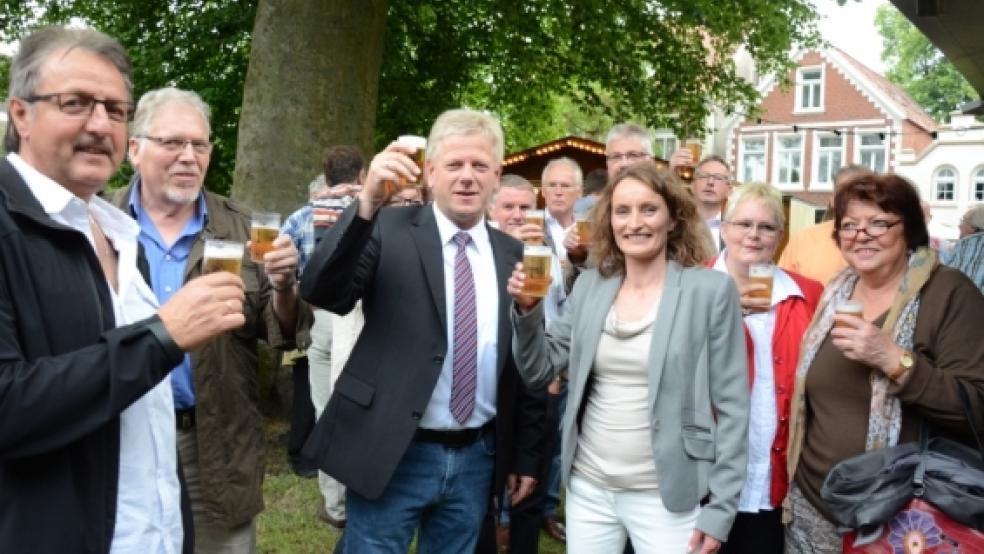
[164,286,172,292]
[165,254,172,261]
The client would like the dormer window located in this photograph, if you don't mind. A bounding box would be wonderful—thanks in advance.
[795,66,824,113]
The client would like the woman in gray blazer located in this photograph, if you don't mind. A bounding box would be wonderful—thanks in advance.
[508,164,749,554]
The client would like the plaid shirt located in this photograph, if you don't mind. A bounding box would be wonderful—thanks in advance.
[281,188,355,275]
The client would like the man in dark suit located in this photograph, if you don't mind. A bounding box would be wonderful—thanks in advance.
[301,108,542,553]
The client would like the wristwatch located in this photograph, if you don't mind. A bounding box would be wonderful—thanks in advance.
[887,350,914,380]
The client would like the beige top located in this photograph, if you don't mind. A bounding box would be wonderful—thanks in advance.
[573,302,660,491]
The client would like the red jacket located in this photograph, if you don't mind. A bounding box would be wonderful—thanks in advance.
[745,270,822,506]
[709,258,822,507]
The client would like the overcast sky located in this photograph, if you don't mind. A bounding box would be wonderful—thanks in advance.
[815,0,890,73]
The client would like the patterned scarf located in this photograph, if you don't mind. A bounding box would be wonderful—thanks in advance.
[793,247,938,451]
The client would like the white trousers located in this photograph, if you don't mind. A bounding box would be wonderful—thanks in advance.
[566,474,698,554]
[307,308,345,520]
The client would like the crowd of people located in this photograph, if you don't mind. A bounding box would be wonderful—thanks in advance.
[3,25,984,554]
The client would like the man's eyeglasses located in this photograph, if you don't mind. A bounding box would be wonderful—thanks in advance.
[725,220,780,237]
[139,135,213,155]
[606,151,650,163]
[694,172,731,185]
[24,91,134,123]
[837,219,902,239]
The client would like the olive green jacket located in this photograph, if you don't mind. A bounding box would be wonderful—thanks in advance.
[112,181,313,527]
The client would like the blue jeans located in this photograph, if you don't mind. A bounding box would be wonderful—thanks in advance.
[342,430,495,553]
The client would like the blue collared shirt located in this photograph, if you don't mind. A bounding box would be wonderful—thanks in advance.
[128,179,208,409]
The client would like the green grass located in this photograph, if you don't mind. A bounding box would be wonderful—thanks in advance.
[257,419,567,553]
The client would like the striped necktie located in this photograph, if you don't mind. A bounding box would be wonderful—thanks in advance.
[449,231,477,424]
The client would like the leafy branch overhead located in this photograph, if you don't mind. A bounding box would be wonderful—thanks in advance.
[2,0,821,198]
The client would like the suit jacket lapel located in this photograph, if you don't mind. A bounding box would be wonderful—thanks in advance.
[647,261,682,414]
[409,207,448,334]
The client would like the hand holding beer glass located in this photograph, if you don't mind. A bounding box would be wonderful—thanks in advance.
[506,247,554,313]
[740,262,773,314]
[359,138,424,219]
[833,300,864,329]
[672,139,702,182]
[381,135,427,199]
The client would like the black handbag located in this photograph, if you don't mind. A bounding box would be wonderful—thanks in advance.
[820,381,984,536]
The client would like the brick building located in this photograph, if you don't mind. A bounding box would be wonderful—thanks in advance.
[723,48,938,232]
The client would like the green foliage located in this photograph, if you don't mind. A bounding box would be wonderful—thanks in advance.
[875,4,977,122]
[0,0,257,194]
[377,0,822,152]
[2,0,821,182]
[0,54,9,99]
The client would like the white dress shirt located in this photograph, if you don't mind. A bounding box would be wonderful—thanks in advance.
[422,204,500,429]
[713,251,802,511]
[10,154,183,553]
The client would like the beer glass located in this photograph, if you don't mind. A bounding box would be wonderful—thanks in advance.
[524,209,546,245]
[383,135,427,197]
[834,300,864,328]
[675,138,702,182]
[576,214,592,247]
[203,239,244,275]
[250,212,281,262]
[521,245,553,298]
[748,263,774,301]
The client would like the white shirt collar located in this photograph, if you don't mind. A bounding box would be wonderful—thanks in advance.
[432,203,491,250]
[8,152,81,217]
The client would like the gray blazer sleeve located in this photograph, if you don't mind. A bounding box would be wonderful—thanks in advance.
[696,275,750,540]
[511,271,588,390]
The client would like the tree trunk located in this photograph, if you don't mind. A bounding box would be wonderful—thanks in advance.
[232,0,388,214]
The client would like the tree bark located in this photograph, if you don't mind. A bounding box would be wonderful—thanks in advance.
[232,0,388,214]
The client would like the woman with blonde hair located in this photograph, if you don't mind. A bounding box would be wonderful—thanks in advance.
[508,164,749,554]
[711,183,823,553]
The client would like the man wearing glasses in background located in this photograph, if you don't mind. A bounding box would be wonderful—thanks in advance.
[0,27,248,552]
[112,87,310,554]
[671,149,733,254]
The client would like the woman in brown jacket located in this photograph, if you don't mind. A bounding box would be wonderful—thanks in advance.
[783,173,984,552]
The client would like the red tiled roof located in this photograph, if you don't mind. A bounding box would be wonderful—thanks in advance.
[833,47,937,132]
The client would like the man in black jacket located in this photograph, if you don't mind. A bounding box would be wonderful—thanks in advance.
[301,109,543,553]
[0,26,246,553]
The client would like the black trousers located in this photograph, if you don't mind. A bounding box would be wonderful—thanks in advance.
[287,356,316,467]
[476,390,560,554]
[720,509,784,554]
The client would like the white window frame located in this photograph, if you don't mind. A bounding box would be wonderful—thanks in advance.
[772,132,805,190]
[652,132,678,160]
[933,166,958,202]
[794,65,825,114]
[738,134,767,184]
[972,166,984,202]
[855,129,889,174]
[812,131,845,191]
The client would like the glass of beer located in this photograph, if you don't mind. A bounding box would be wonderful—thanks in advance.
[675,138,702,182]
[203,239,244,275]
[576,214,592,247]
[382,135,427,197]
[748,263,774,301]
[523,209,546,245]
[250,212,281,262]
[834,300,864,328]
[521,245,553,298]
